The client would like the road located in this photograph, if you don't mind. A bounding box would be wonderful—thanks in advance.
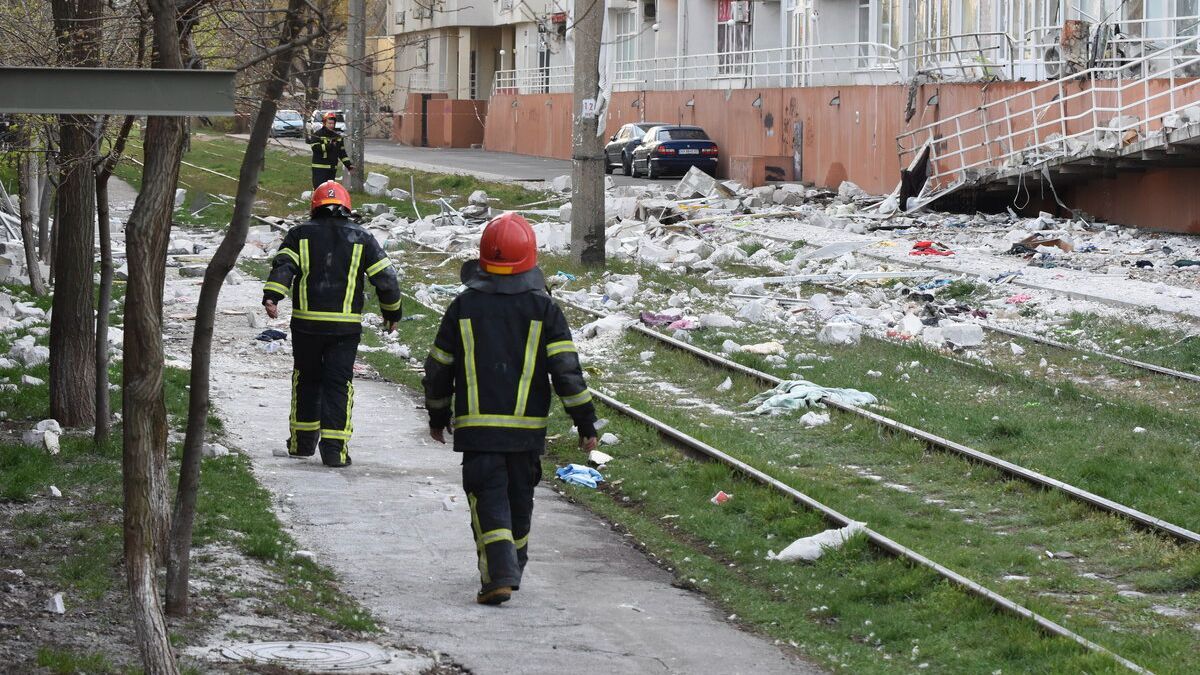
[241,134,679,188]
[180,268,821,674]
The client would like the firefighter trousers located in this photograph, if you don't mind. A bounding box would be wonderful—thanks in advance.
[289,330,358,467]
[462,451,542,592]
[311,166,337,188]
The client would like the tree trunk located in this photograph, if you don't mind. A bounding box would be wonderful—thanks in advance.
[49,0,102,427]
[95,116,136,446]
[38,152,54,265]
[303,35,332,113]
[122,0,186,671]
[166,0,312,616]
[17,138,48,297]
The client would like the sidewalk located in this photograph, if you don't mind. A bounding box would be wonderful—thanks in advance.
[194,276,820,674]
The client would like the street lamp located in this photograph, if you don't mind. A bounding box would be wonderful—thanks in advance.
[651,23,660,91]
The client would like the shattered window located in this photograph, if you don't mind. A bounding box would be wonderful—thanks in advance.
[717,0,753,76]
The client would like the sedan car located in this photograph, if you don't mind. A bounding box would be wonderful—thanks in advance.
[308,109,347,135]
[604,121,666,175]
[630,126,719,179]
[270,109,305,137]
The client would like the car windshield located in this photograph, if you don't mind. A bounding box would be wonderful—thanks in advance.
[659,128,708,141]
[276,111,301,121]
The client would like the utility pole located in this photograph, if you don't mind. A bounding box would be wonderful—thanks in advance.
[347,0,366,192]
[570,0,605,266]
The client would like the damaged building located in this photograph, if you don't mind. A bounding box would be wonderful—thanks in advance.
[388,0,1200,232]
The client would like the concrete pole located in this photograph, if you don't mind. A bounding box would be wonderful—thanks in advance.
[570,0,605,266]
[347,0,366,192]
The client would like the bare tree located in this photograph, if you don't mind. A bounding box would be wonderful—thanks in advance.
[48,0,103,428]
[166,0,317,615]
[121,0,192,668]
[15,124,48,296]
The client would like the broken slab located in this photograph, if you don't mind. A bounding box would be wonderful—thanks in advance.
[364,172,390,197]
[817,321,862,345]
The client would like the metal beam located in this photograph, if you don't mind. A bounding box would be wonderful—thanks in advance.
[0,67,236,116]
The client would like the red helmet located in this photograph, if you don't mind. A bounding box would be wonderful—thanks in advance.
[312,180,351,212]
[322,112,338,122]
[479,212,537,275]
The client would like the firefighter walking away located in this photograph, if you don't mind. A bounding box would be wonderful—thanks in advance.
[263,181,403,467]
[308,112,353,188]
[423,213,598,606]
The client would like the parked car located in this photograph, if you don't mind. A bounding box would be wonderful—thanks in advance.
[270,109,305,137]
[630,125,718,179]
[307,109,347,135]
[604,122,667,175]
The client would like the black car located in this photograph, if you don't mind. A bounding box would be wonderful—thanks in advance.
[630,126,719,179]
[604,122,666,175]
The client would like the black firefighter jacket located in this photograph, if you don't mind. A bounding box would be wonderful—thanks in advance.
[308,126,353,171]
[262,216,402,335]
[422,262,598,454]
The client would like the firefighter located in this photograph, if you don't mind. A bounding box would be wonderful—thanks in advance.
[308,112,353,188]
[422,213,599,606]
[262,181,402,467]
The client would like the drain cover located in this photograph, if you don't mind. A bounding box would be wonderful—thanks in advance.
[218,641,392,671]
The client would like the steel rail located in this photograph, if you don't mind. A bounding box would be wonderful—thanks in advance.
[588,388,1150,673]
[559,297,1200,545]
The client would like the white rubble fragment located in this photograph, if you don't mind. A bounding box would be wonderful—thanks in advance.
[809,293,836,320]
[588,449,614,466]
[700,313,737,329]
[387,187,411,200]
[735,299,772,324]
[442,496,457,511]
[1133,427,1147,434]
[1010,342,1026,356]
[21,375,44,386]
[767,522,866,562]
[36,419,62,434]
[900,314,924,336]
[468,190,489,206]
[300,190,313,202]
[599,432,620,446]
[941,322,984,347]
[550,175,572,193]
[817,321,862,345]
[716,377,732,392]
[293,550,316,562]
[9,335,49,367]
[201,443,230,459]
[1039,357,1049,369]
[639,350,655,362]
[721,339,742,354]
[743,341,784,355]
[836,181,868,202]
[364,172,390,196]
[174,189,186,208]
[49,485,62,498]
[580,314,628,338]
[46,592,66,614]
[866,370,882,378]
[799,411,830,428]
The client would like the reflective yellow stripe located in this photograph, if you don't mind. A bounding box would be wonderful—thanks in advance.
[311,163,335,168]
[289,371,299,449]
[455,414,549,430]
[263,281,290,296]
[292,309,362,323]
[430,346,454,365]
[380,299,402,312]
[480,528,514,546]
[561,390,592,407]
[298,239,310,311]
[366,257,392,276]
[343,381,354,437]
[343,243,363,314]
[514,320,543,416]
[426,396,451,409]
[321,429,352,440]
[469,494,490,584]
[289,421,320,431]
[460,319,479,415]
[546,340,576,357]
[515,534,528,549]
[277,248,300,265]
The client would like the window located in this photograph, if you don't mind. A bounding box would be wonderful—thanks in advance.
[613,8,638,81]
[659,128,709,140]
[1180,0,1200,37]
[880,0,901,49]
[717,0,753,75]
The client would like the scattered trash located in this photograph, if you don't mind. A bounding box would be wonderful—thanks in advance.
[556,464,603,488]
[255,329,287,342]
[910,241,954,256]
[1004,294,1033,304]
[750,380,877,415]
[710,490,732,505]
[766,522,866,562]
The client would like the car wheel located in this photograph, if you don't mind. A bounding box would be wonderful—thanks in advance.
[630,158,641,178]
[604,156,613,174]
[647,161,658,180]
[622,154,633,176]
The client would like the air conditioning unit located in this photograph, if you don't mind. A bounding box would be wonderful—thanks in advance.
[733,1,750,23]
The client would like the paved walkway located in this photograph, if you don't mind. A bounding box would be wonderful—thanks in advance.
[238,134,676,188]
[193,276,821,674]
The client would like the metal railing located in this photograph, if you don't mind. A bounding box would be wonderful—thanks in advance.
[493,64,574,94]
[896,34,1200,204]
[1017,15,1200,80]
[407,70,448,93]
[899,32,1016,81]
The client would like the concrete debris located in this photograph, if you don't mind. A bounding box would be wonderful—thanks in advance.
[174,188,186,208]
[1010,342,1026,356]
[767,522,865,562]
[716,377,732,392]
[799,411,830,428]
[580,314,629,338]
[179,265,207,278]
[721,339,741,354]
[21,374,44,386]
[9,335,49,367]
[46,592,66,614]
[293,550,316,562]
[550,175,572,193]
[836,181,868,202]
[359,203,390,217]
[364,172,390,196]
[700,313,737,329]
[817,321,862,345]
[49,485,62,498]
[588,449,614,466]
[387,187,411,201]
[202,443,231,459]
[941,322,985,347]
[743,341,785,355]
[675,166,734,199]
[599,433,619,446]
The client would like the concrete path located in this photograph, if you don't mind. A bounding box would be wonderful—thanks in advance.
[239,134,677,188]
[194,279,820,674]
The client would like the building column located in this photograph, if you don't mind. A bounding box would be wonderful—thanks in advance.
[457,27,473,99]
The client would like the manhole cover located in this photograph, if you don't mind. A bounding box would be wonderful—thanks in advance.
[219,641,392,671]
